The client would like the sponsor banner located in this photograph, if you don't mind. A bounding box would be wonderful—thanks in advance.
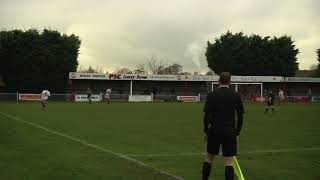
[75,94,102,102]
[203,76,219,81]
[192,75,204,81]
[19,94,42,101]
[106,74,207,81]
[148,74,176,81]
[232,76,283,82]
[69,72,108,80]
[68,72,285,82]
[284,77,320,83]
[177,96,200,102]
[108,74,148,80]
[128,95,153,102]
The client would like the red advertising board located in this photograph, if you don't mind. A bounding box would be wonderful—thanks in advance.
[19,94,42,101]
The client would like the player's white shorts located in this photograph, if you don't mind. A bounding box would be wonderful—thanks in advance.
[279,96,285,101]
[106,95,110,99]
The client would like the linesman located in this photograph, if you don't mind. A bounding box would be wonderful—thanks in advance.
[202,72,244,180]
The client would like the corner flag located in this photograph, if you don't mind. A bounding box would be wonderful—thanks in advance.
[233,156,245,180]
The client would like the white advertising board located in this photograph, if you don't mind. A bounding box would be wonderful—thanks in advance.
[75,94,102,102]
[148,74,177,81]
[69,72,109,80]
[128,95,153,102]
[284,77,320,82]
[177,96,200,102]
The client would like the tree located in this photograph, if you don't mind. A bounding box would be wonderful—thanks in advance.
[133,55,183,75]
[205,31,299,76]
[134,64,148,74]
[205,71,215,75]
[116,68,132,74]
[310,64,318,70]
[145,54,167,74]
[295,70,316,77]
[77,65,106,73]
[157,65,166,74]
[179,72,192,75]
[87,66,97,73]
[0,29,81,93]
[161,63,182,75]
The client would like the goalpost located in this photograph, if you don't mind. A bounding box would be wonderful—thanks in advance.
[211,82,263,102]
[128,80,153,102]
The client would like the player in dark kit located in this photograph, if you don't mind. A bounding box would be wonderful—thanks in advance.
[265,90,275,113]
[87,87,92,103]
[308,88,312,103]
[202,72,244,180]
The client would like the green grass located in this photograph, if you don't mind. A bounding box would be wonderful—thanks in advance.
[0,101,320,180]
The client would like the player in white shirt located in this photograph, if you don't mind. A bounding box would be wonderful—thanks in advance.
[41,90,50,109]
[278,89,285,105]
[106,88,112,104]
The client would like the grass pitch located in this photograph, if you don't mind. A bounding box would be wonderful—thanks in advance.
[0,101,320,180]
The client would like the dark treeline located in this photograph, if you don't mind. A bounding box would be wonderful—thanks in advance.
[0,29,80,93]
[206,31,300,76]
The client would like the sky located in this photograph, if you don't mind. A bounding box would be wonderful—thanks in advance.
[1,0,319,73]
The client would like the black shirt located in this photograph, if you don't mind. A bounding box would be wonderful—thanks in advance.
[203,86,244,136]
[269,92,274,102]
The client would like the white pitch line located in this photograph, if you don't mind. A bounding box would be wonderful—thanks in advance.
[126,148,320,157]
[0,111,183,180]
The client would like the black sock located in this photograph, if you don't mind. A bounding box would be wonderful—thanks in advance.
[202,162,211,180]
[265,108,268,112]
[225,166,234,180]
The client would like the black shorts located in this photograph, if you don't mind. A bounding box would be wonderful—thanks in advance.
[267,101,274,106]
[207,134,237,156]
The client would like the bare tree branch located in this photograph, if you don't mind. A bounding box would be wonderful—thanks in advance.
[145,54,167,74]
[134,64,148,74]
